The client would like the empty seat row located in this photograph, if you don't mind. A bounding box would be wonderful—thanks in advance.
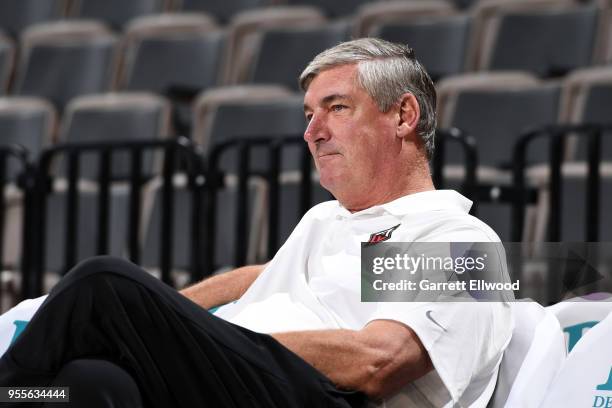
[0,0,557,35]
[0,0,610,115]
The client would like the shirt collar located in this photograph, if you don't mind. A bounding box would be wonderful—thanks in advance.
[334,190,473,219]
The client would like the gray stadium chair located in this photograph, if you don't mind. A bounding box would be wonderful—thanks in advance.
[465,0,577,72]
[0,97,56,270]
[192,85,303,173]
[58,92,171,180]
[474,4,598,78]
[245,22,350,90]
[67,0,168,29]
[0,0,68,37]
[173,0,273,24]
[13,22,119,111]
[353,0,456,38]
[369,14,471,82]
[222,6,326,85]
[437,72,561,240]
[119,14,223,94]
[0,32,15,95]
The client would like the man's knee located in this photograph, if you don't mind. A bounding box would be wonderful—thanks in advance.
[46,359,142,408]
[62,256,143,284]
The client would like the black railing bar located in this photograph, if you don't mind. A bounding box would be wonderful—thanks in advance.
[548,129,565,242]
[204,143,222,275]
[235,142,250,267]
[97,148,111,255]
[160,145,176,286]
[586,128,602,242]
[64,152,80,274]
[432,130,446,189]
[128,148,143,264]
[267,140,281,258]
[189,173,205,283]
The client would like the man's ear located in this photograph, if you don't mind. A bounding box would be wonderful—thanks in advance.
[397,92,420,139]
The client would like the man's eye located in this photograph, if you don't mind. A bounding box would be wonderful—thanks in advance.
[305,114,313,122]
[331,105,346,112]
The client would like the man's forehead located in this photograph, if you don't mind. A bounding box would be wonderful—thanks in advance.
[303,65,361,108]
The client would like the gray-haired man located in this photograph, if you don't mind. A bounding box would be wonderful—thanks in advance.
[0,38,511,407]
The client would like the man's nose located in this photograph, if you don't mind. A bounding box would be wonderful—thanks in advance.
[303,114,330,144]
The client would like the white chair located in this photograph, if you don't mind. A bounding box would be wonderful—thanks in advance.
[539,310,612,408]
[489,301,566,408]
[0,295,47,357]
[546,292,612,353]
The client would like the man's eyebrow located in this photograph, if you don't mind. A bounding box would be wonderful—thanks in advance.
[304,94,352,112]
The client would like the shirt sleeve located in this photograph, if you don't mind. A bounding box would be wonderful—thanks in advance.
[368,301,513,404]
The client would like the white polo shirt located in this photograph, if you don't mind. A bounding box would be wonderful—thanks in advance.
[215,190,513,407]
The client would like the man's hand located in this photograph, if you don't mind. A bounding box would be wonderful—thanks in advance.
[180,264,267,309]
[272,319,432,400]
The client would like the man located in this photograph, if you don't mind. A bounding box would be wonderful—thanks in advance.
[0,38,511,407]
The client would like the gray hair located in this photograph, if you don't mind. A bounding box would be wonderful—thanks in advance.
[299,38,437,157]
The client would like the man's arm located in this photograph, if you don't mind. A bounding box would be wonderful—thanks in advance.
[272,319,432,400]
[180,263,267,309]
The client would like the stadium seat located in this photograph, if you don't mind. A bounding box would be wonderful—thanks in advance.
[66,0,168,29]
[436,72,561,240]
[353,0,456,38]
[0,32,14,95]
[244,22,350,90]
[368,14,471,82]
[119,13,222,95]
[192,85,303,173]
[473,4,598,78]
[173,0,273,24]
[489,301,565,408]
[0,0,67,38]
[118,13,223,132]
[222,6,326,85]
[38,93,171,277]
[547,293,612,353]
[465,0,578,72]
[539,309,612,408]
[58,92,171,180]
[13,21,119,111]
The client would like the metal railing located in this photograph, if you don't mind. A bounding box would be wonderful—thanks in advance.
[20,137,207,298]
[512,123,612,242]
[203,136,315,273]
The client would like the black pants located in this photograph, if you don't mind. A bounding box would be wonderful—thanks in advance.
[0,256,367,407]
